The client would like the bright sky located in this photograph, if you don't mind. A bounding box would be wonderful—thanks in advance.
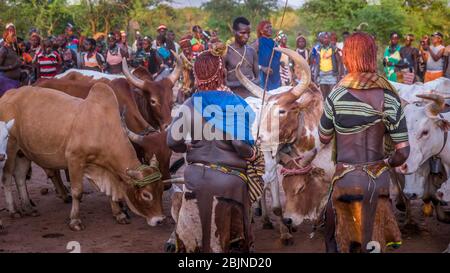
[169,0,306,8]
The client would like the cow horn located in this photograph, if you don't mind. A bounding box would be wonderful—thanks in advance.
[166,50,182,85]
[121,108,145,146]
[416,93,446,117]
[162,177,185,184]
[122,58,145,90]
[274,47,311,98]
[300,148,317,167]
[149,154,159,169]
[235,62,264,98]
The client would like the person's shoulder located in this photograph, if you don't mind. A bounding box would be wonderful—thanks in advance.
[327,85,347,102]
[246,44,257,54]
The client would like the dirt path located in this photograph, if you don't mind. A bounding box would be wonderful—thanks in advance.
[1,157,449,253]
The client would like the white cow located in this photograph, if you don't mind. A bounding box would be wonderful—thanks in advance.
[0,119,15,229]
[400,94,450,179]
[391,77,450,103]
[240,48,313,222]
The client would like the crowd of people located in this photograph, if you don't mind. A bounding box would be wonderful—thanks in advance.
[1,14,450,253]
[1,19,449,98]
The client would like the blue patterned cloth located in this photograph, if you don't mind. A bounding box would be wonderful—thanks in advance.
[192,91,255,145]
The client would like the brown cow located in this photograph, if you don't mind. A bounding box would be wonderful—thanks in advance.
[34,78,151,135]
[122,52,182,130]
[0,83,165,230]
[36,76,174,183]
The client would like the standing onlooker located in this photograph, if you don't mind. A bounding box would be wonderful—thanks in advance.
[336,31,350,54]
[105,32,128,74]
[314,32,341,98]
[277,32,292,86]
[224,16,259,98]
[80,38,105,72]
[397,34,419,84]
[383,32,401,82]
[29,33,42,59]
[56,35,77,72]
[295,35,309,63]
[167,30,180,53]
[256,20,281,91]
[336,31,350,75]
[422,32,445,82]
[191,25,206,60]
[141,36,162,75]
[292,34,310,84]
[0,24,21,95]
[132,31,142,53]
[156,34,173,68]
[17,38,32,65]
[34,38,61,79]
[310,32,324,83]
[153,25,168,49]
[418,35,430,82]
[119,30,133,57]
[444,44,450,79]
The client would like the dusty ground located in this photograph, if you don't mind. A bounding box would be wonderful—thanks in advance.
[1,154,449,253]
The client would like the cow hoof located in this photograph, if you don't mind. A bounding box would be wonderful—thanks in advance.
[281,234,294,246]
[69,219,85,231]
[10,212,22,219]
[115,213,130,225]
[262,221,274,230]
[164,242,176,253]
[272,207,282,217]
[62,195,72,204]
[254,207,262,217]
[21,206,40,217]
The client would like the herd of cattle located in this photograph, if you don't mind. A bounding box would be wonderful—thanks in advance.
[0,48,449,252]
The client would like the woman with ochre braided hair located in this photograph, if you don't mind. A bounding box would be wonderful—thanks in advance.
[167,42,263,253]
[319,32,409,253]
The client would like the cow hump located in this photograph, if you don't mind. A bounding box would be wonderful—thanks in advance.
[85,82,119,108]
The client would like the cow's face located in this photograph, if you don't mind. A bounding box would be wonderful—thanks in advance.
[258,92,300,148]
[404,160,429,199]
[282,168,329,227]
[125,165,165,226]
[234,47,313,153]
[142,80,175,130]
[258,84,322,153]
[122,53,181,130]
[0,119,14,167]
[402,101,450,174]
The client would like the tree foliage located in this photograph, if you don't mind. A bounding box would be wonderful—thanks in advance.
[0,0,448,47]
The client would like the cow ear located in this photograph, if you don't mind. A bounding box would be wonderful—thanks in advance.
[6,119,15,132]
[436,119,450,132]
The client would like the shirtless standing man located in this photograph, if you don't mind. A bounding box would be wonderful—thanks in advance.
[225,17,259,98]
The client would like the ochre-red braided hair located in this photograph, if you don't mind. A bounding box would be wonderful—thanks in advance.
[343,32,377,73]
[193,42,227,90]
